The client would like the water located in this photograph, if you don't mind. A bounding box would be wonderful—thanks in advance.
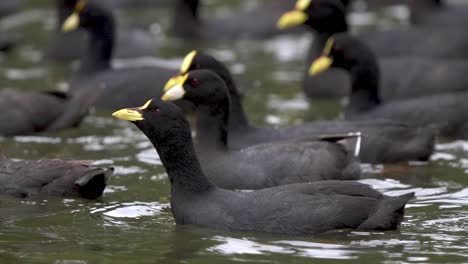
[1,1,468,263]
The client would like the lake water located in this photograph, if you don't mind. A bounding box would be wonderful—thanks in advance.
[1,1,467,263]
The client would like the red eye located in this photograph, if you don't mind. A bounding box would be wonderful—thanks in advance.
[189,78,200,86]
[154,108,161,114]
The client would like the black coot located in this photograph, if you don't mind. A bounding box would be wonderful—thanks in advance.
[162,69,361,189]
[310,33,468,139]
[113,98,414,235]
[164,51,436,164]
[0,156,112,199]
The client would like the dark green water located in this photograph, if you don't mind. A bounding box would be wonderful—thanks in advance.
[0,1,467,263]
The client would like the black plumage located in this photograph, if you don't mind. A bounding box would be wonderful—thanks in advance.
[167,51,435,164]
[0,88,96,136]
[163,70,361,189]
[278,0,468,100]
[0,157,112,199]
[112,98,414,235]
[310,33,468,139]
[59,0,184,110]
[44,0,158,62]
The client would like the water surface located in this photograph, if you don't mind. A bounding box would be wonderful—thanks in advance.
[0,1,467,263]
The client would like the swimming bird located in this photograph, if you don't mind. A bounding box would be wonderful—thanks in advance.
[44,0,158,62]
[0,156,112,199]
[59,0,188,110]
[162,69,361,189]
[310,33,468,139]
[164,51,436,164]
[0,87,98,136]
[112,98,414,235]
[278,0,468,59]
[277,0,468,100]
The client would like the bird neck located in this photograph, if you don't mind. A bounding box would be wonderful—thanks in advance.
[306,5,349,38]
[173,0,201,38]
[346,60,381,117]
[220,74,251,132]
[195,98,230,152]
[78,15,114,76]
[152,126,214,193]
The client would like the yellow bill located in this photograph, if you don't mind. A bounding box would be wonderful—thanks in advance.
[112,99,152,121]
[62,12,80,32]
[309,56,333,76]
[162,74,189,101]
[296,0,313,11]
[323,37,335,56]
[162,85,186,101]
[164,75,185,92]
[277,10,308,29]
[161,73,188,101]
[112,108,143,121]
[180,50,197,73]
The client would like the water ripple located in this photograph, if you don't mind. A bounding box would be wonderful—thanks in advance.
[208,236,358,260]
[136,148,161,166]
[91,201,168,219]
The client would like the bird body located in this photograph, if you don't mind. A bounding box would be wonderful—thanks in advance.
[165,51,435,164]
[171,181,414,235]
[278,0,468,99]
[60,0,179,110]
[310,33,468,139]
[45,0,157,62]
[70,67,175,110]
[0,158,112,199]
[113,98,414,235]
[0,89,92,136]
[163,70,361,189]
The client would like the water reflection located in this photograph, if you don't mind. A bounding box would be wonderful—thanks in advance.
[208,236,362,260]
[136,147,161,166]
[91,201,168,219]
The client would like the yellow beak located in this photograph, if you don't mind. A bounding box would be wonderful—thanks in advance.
[62,12,80,32]
[180,50,197,73]
[162,84,186,101]
[112,108,144,121]
[162,74,189,101]
[112,99,152,121]
[164,75,185,92]
[277,10,308,29]
[309,56,333,76]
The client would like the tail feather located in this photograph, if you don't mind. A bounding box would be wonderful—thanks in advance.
[75,167,113,199]
[320,132,362,158]
[358,192,415,230]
